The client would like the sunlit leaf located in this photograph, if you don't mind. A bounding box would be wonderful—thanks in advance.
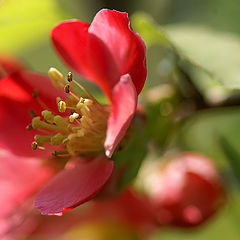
[132,12,237,105]
[166,25,240,91]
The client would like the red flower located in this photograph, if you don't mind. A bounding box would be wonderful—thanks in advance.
[0,9,146,216]
[51,9,146,157]
[141,153,225,227]
[0,150,52,240]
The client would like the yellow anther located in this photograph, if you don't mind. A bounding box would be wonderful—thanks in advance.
[48,67,64,88]
[67,72,73,82]
[42,110,54,123]
[51,133,65,145]
[79,97,85,103]
[69,113,80,123]
[34,135,51,146]
[32,141,38,150]
[32,116,58,131]
[58,100,67,113]
[76,101,84,109]
[53,115,68,128]
[84,99,93,106]
[31,117,42,129]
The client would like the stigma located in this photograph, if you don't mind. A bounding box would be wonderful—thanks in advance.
[28,68,109,157]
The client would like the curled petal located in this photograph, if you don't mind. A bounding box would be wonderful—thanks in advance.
[52,9,147,98]
[35,156,114,215]
[51,20,119,99]
[104,74,137,157]
[89,9,147,95]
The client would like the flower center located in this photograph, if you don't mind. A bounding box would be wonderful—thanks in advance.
[29,68,109,157]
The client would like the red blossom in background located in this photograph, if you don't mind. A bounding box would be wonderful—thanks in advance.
[142,153,225,227]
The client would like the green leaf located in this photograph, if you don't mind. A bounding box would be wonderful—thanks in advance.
[132,12,236,105]
[178,107,240,168]
[218,135,240,183]
[166,24,240,93]
[131,12,174,49]
[112,118,149,190]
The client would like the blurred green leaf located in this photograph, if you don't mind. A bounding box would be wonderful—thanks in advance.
[218,135,240,183]
[132,12,239,105]
[166,24,240,92]
[178,107,240,168]
[113,118,149,190]
[131,12,173,48]
[0,0,65,53]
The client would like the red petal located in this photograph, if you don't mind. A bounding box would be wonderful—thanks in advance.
[0,150,52,221]
[104,74,137,157]
[51,20,90,78]
[51,20,119,99]
[0,72,64,157]
[89,9,147,95]
[35,156,114,215]
[0,54,25,78]
[52,10,147,98]
[9,71,65,111]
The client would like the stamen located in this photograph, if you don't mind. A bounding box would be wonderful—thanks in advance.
[58,101,67,113]
[53,115,68,128]
[51,133,65,145]
[32,90,49,110]
[29,68,109,157]
[42,110,55,123]
[52,151,71,157]
[48,67,65,88]
[32,141,38,150]
[67,72,73,82]
[69,113,80,122]
[34,135,51,146]
[64,84,70,93]
[72,79,99,104]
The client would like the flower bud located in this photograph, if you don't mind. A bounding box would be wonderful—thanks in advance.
[139,152,225,227]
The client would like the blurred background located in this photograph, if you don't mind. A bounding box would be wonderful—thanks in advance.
[1,0,240,239]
